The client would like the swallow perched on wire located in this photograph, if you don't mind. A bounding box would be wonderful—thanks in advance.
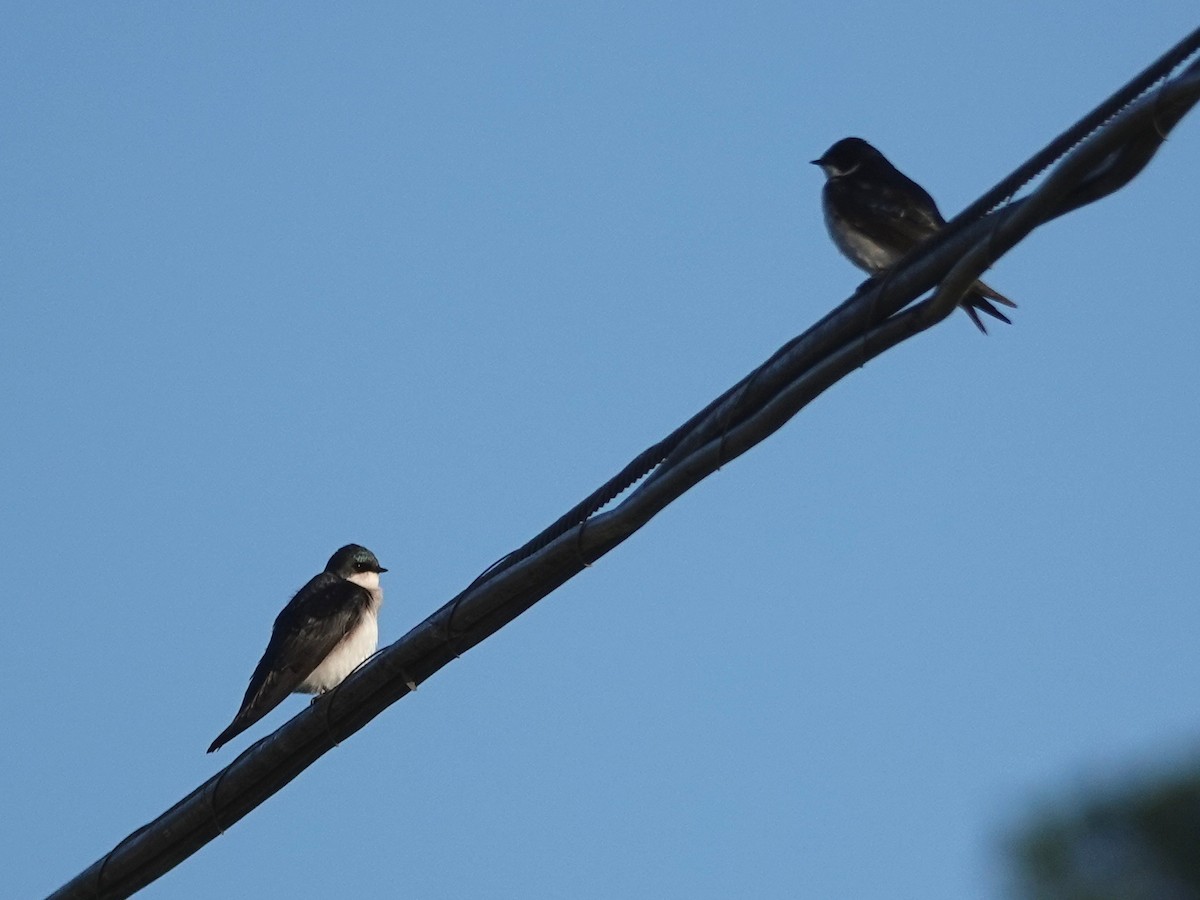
[207,544,387,753]
[811,137,1016,333]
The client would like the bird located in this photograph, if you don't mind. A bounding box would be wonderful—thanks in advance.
[811,137,1016,333]
[207,544,388,753]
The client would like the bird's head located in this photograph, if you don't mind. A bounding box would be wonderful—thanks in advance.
[325,544,388,582]
[811,137,884,179]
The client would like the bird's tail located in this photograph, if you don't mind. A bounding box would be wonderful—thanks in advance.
[962,280,1017,334]
[207,715,255,754]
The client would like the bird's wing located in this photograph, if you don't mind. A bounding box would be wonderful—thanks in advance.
[207,574,370,752]
[878,167,946,233]
[828,170,946,255]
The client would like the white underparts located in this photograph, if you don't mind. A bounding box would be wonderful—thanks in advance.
[824,205,896,274]
[298,611,379,694]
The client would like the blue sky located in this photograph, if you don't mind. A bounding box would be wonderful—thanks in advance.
[4,5,1199,898]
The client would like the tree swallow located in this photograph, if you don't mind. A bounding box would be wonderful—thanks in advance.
[207,544,388,753]
[811,137,1017,333]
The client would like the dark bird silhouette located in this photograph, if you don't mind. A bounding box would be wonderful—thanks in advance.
[812,137,1016,333]
[207,544,387,753]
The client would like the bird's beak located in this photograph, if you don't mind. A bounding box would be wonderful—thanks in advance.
[376,566,388,573]
[809,158,823,166]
